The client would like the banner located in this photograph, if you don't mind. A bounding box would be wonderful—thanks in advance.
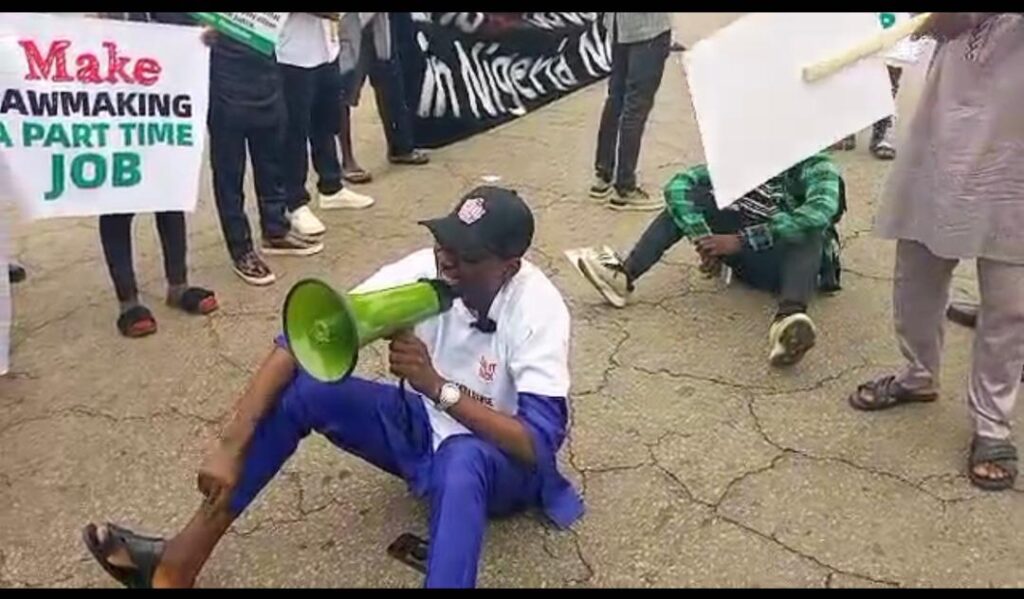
[394,12,612,149]
[0,13,210,219]
[190,12,289,57]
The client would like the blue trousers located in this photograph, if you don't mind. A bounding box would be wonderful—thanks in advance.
[228,371,542,588]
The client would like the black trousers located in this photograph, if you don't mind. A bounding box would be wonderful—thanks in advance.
[623,209,824,316]
[280,61,344,209]
[594,31,670,193]
[99,212,187,303]
[208,100,291,260]
[349,29,416,157]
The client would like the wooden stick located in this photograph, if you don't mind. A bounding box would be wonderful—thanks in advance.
[802,13,933,83]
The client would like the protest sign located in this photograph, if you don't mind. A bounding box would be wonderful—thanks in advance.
[190,12,288,57]
[683,13,895,208]
[394,12,611,148]
[0,13,209,219]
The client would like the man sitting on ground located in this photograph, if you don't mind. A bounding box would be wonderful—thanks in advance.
[574,152,845,367]
[81,186,583,588]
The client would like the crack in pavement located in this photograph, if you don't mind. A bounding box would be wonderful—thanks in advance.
[0,404,220,440]
[744,391,984,507]
[570,422,904,586]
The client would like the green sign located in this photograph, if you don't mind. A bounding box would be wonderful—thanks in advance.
[190,12,288,57]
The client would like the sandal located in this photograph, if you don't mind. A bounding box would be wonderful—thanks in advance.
[81,522,166,588]
[343,168,373,184]
[968,436,1018,491]
[870,140,896,160]
[848,374,938,411]
[117,306,157,338]
[388,149,430,165]
[168,287,219,315]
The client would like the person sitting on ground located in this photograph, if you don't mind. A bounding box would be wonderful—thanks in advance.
[95,12,218,338]
[574,152,845,367]
[81,186,583,588]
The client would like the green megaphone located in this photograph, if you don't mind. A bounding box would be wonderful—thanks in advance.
[283,278,457,382]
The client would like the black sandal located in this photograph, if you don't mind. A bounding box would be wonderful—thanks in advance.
[848,374,938,411]
[116,306,157,338]
[169,287,219,315]
[81,523,166,588]
[968,436,1018,492]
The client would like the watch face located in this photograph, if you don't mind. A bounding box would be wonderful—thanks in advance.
[440,383,460,408]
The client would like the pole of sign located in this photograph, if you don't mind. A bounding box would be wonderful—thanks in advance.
[802,12,933,83]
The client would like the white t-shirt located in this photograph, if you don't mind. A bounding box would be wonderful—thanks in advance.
[352,249,572,450]
[276,13,340,68]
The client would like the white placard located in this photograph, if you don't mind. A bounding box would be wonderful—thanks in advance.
[683,12,895,208]
[0,13,210,219]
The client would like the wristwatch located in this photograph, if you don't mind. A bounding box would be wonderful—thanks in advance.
[435,381,462,412]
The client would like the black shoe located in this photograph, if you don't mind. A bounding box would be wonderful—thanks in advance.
[8,263,25,284]
[947,301,979,329]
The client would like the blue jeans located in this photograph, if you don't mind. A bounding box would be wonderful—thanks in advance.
[228,371,542,588]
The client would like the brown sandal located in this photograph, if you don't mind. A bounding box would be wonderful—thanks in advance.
[848,374,938,411]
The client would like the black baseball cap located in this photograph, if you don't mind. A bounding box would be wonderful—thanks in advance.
[419,186,535,261]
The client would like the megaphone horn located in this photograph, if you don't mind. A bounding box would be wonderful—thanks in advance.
[283,278,457,383]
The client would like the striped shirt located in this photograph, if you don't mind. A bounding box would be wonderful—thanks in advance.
[663,153,843,252]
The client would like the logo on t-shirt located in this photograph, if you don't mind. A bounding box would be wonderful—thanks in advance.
[458,198,487,225]
[478,356,497,382]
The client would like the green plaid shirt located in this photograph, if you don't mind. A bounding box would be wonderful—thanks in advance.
[663,153,843,252]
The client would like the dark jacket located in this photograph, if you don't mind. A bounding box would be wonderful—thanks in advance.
[101,12,285,129]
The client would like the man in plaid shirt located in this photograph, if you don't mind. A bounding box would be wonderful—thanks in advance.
[574,152,845,367]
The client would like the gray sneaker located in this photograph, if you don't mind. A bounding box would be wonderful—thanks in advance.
[576,246,633,308]
[261,231,325,257]
[589,175,613,199]
[609,187,661,212]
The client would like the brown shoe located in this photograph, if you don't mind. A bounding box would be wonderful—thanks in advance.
[232,251,276,286]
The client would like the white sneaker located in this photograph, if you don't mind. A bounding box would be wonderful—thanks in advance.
[319,187,375,210]
[768,313,817,367]
[576,246,633,308]
[288,205,326,237]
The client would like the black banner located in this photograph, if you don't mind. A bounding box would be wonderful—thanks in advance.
[394,12,612,149]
